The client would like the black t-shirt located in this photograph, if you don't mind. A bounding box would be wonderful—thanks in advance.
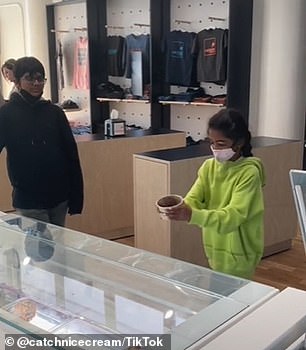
[164,30,198,86]
[192,28,228,84]
[107,35,126,76]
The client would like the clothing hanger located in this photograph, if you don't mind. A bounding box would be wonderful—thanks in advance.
[133,23,150,36]
[206,16,226,30]
[173,19,192,33]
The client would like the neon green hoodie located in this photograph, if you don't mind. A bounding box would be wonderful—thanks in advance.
[184,156,265,279]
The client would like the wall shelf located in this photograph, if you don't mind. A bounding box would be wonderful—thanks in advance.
[158,101,224,107]
[97,97,150,104]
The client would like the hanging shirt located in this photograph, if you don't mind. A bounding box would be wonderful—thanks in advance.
[56,39,65,90]
[107,35,126,76]
[164,30,198,87]
[73,37,89,90]
[125,34,150,84]
[192,28,228,85]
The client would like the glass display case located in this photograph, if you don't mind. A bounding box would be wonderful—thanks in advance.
[289,169,306,254]
[0,213,278,349]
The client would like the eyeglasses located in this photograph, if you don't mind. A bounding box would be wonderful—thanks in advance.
[21,76,47,85]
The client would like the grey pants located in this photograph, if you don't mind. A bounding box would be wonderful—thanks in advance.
[15,201,68,227]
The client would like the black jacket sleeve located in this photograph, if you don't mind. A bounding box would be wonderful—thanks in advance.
[0,105,7,152]
[57,107,84,215]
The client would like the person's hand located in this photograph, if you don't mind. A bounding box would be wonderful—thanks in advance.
[163,201,192,222]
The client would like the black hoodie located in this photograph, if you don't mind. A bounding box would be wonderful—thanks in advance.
[0,92,83,214]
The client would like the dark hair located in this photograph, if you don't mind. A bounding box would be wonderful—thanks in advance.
[1,58,16,76]
[208,108,253,157]
[13,56,45,82]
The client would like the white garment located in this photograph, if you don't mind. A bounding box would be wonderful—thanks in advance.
[0,89,5,107]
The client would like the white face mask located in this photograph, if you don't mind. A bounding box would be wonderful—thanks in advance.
[210,145,236,163]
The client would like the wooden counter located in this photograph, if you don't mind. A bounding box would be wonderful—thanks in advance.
[133,137,303,265]
[0,129,186,238]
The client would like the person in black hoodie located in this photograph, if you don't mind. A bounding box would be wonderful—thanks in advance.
[0,56,83,226]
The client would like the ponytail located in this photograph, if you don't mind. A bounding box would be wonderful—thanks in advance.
[241,130,253,157]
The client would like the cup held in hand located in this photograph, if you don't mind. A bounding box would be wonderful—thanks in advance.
[156,194,183,220]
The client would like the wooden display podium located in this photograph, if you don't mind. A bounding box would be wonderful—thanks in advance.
[0,130,186,238]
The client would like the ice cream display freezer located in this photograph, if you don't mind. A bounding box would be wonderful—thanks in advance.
[0,213,305,349]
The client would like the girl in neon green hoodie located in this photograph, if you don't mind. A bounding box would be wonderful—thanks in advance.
[165,109,265,279]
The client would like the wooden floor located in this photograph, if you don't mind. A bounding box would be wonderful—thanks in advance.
[253,233,306,291]
[114,233,306,292]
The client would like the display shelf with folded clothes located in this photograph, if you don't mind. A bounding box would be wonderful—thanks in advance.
[158,87,206,103]
[158,91,226,107]
[70,125,92,135]
[97,97,150,104]
[96,81,125,99]
[159,100,224,107]
[59,99,81,111]
[96,81,150,103]
[210,94,227,105]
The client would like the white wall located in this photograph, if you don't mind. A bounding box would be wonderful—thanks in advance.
[0,0,52,98]
[0,2,25,98]
[249,0,306,139]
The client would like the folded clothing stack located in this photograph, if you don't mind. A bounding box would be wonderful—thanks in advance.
[210,94,227,105]
[158,87,207,103]
[159,91,227,105]
[60,99,80,110]
[193,96,213,103]
[193,94,227,105]
[71,125,92,135]
[96,82,125,99]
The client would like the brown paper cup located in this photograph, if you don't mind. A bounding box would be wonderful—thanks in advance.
[156,194,183,220]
